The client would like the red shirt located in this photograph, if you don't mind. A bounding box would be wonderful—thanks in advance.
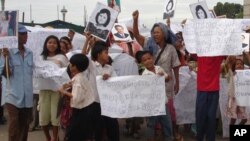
[197,56,224,91]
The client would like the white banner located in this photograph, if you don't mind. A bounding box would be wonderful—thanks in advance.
[33,61,70,91]
[234,70,250,106]
[174,66,197,124]
[183,19,243,56]
[26,28,68,62]
[96,75,166,118]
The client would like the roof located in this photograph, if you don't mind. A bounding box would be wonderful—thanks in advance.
[21,20,85,33]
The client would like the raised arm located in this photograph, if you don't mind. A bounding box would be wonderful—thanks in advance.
[82,32,91,55]
[132,10,145,47]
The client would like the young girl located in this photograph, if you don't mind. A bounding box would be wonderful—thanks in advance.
[91,41,120,141]
[135,50,172,141]
[60,40,69,55]
[39,35,69,141]
[226,57,248,125]
[59,54,96,141]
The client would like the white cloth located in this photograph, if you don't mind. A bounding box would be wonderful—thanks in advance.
[83,59,100,102]
[94,61,117,77]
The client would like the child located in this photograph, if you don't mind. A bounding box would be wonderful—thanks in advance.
[135,50,172,141]
[38,35,69,141]
[226,57,247,125]
[59,54,96,141]
[91,41,120,141]
[60,40,69,55]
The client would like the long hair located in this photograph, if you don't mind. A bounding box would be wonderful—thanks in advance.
[145,22,176,55]
[95,8,111,27]
[195,5,207,19]
[41,35,61,60]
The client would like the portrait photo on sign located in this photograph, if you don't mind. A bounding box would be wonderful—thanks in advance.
[84,2,119,41]
[0,11,18,37]
[189,1,211,19]
[112,23,132,42]
[163,0,177,19]
[241,33,250,52]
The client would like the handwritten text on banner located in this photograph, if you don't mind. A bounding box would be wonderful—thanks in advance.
[96,75,166,118]
[183,19,243,56]
[234,70,250,106]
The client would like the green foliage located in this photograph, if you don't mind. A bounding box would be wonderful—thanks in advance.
[213,2,243,18]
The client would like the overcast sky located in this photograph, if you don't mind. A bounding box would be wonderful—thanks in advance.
[5,0,244,27]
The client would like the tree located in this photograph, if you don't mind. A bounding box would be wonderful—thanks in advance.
[213,2,243,18]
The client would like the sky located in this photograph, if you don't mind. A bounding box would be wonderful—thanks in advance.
[4,0,244,28]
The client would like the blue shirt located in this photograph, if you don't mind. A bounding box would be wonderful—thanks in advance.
[0,48,33,108]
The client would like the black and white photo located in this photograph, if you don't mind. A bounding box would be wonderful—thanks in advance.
[163,0,177,19]
[84,2,119,41]
[190,1,211,19]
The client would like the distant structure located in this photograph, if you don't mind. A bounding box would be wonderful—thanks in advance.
[61,6,67,21]
[244,0,250,18]
[1,0,5,11]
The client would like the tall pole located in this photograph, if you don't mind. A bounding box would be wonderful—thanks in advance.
[1,0,5,11]
[30,4,32,22]
[57,5,59,20]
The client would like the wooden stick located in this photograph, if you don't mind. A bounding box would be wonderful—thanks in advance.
[5,55,10,95]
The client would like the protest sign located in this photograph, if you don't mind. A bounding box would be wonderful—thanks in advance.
[112,23,132,42]
[234,70,250,106]
[85,2,119,41]
[183,19,243,56]
[0,11,18,49]
[163,0,177,19]
[241,33,250,52]
[189,1,211,19]
[174,66,197,124]
[33,61,70,91]
[96,75,166,118]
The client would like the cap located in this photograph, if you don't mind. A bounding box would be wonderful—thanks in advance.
[18,24,29,33]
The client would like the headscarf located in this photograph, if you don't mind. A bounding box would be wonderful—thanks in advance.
[145,22,176,56]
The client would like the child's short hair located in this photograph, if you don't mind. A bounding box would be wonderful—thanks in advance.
[69,54,89,72]
[135,50,153,64]
[91,41,109,61]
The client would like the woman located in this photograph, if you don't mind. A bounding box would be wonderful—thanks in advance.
[195,5,207,19]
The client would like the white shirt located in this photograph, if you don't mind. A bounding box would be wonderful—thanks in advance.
[94,61,117,77]
[83,59,100,102]
[142,66,168,103]
[47,54,69,68]
[142,66,168,77]
[71,72,95,109]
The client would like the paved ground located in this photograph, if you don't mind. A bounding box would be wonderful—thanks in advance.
[0,117,228,141]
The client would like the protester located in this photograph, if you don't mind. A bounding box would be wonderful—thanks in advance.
[133,10,180,141]
[0,24,33,141]
[136,50,172,141]
[91,41,120,141]
[225,56,248,125]
[59,54,96,141]
[38,35,68,141]
[60,36,73,51]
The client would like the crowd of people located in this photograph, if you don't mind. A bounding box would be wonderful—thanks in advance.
[1,8,250,141]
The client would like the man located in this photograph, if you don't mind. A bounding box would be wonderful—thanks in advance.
[113,25,129,39]
[0,24,33,141]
